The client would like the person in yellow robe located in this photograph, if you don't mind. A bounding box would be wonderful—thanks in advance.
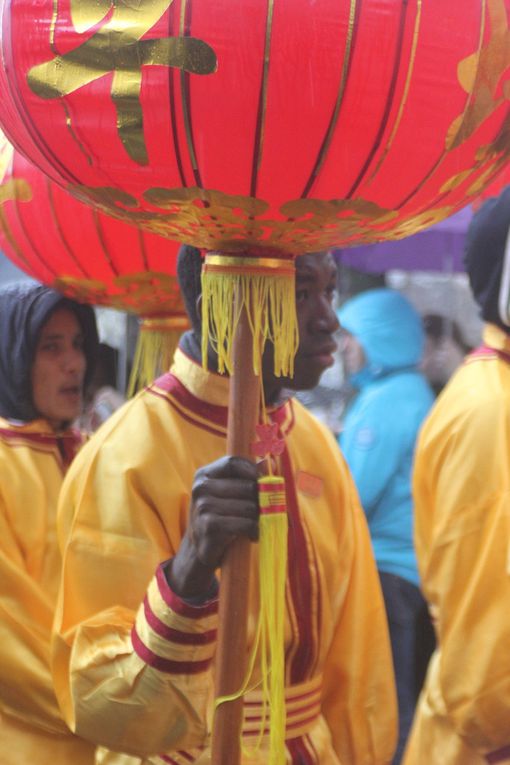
[53,249,397,765]
[404,187,510,765]
[0,282,98,765]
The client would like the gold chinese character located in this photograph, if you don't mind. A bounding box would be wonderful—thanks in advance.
[28,0,217,165]
[447,0,510,150]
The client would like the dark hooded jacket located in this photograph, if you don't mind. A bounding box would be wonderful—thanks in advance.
[465,185,510,332]
[0,282,98,423]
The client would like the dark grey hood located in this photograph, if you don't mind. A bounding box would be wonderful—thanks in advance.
[0,281,98,421]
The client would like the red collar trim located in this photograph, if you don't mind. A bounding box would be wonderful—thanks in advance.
[148,372,294,438]
[0,427,82,469]
[468,344,510,365]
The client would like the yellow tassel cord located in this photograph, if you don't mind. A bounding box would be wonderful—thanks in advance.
[214,476,288,765]
[127,316,190,397]
[256,476,288,764]
[201,254,299,377]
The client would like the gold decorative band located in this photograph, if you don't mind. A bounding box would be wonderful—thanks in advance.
[204,253,295,276]
[140,315,190,332]
[242,674,323,739]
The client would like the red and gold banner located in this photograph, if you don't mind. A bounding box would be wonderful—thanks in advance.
[0,0,509,256]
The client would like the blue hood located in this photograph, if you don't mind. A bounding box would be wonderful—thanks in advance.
[338,289,424,384]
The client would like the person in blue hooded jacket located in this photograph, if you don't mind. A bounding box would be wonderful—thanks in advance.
[337,288,435,765]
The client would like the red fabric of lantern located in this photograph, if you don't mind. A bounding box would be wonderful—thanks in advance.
[473,160,510,207]
[0,133,184,318]
[0,0,509,255]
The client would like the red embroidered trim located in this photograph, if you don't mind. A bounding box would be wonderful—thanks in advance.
[148,372,294,439]
[155,566,219,618]
[131,629,212,675]
[486,745,510,763]
[159,750,202,764]
[243,685,321,708]
[243,711,320,738]
[58,433,83,468]
[468,345,510,365]
[307,538,323,678]
[152,373,228,428]
[0,427,82,469]
[0,427,81,444]
[148,388,226,438]
[281,447,315,684]
[176,752,197,763]
[1,428,45,443]
[143,597,217,645]
[286,736,316,763]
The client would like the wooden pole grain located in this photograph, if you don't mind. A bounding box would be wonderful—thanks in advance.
[211,300,261,765]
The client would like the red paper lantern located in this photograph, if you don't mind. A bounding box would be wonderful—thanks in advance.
[474,160,510,206]
[0,0,509,255]
[0,133,184,319]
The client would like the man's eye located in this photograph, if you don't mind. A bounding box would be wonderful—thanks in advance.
[325,285,336,301]
[41,342,58,352]
[296,289,309,302]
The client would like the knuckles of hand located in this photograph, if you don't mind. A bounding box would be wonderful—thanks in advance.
[189,458,260,561]
[191,475,210,500]
[191,504,259,557]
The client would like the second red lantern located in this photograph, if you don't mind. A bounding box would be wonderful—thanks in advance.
[0,135,184,318]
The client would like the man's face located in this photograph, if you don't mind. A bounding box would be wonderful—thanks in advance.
[30,308,87,429]
[263,251,339,394]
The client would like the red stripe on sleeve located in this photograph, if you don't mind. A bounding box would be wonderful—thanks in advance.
[156,566,219,618]
[131,628,212,675]
[143,597,217,645]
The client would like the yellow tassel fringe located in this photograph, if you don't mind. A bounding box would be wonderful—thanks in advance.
[201,254,299,377]
[127,316,190,397]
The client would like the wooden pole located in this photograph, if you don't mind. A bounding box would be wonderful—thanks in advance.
[211,300,261,765]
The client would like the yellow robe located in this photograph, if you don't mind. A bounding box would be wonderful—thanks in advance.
[0,417,96,765]
[404,324,510,765]
[54,350,397,765]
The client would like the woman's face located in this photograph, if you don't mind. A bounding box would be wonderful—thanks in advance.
[31,308,86,429]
